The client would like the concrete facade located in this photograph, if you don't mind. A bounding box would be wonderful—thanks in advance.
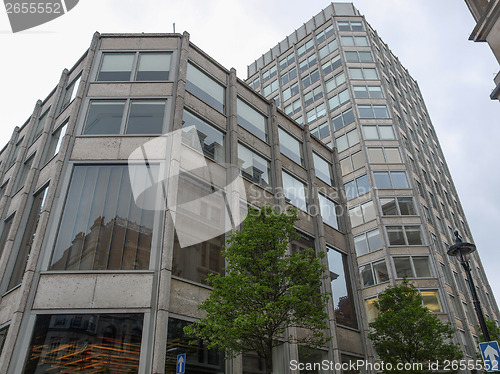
[247,2,500,370]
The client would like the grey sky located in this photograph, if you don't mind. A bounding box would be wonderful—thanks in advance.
[0,0,499,302]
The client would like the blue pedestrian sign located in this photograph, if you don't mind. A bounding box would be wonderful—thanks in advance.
[176,353,186,374]
[480,341,500,372]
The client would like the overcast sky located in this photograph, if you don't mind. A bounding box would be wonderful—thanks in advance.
[0,1,499,302]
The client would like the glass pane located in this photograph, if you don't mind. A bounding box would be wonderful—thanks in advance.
[358,105,373,118]
[405,226,422,245]
[354,234,368,256]
[373,261,389,283]
[279,128,303,166]
[394,257,413,278]
[384,148,402,163]
[282,171,307,211]
[368,148,385,163]
[362,125,379,140]
[346,129,359,146]
[24,313,143,373]
[336,135,348,152]
[182,110,225,163]
[368,86,384,98]
[237,99,267,142]
[136,53,171,81]
[351,151,365,170]
[348,68,363,80]
[378,125,396,139]
[126,100,165,134]
[98,53,134,81]
[363,68,378,80]
[374,172,392,189]
[374,105,389,118]
[360,265,374,287]
[366,229,382,252]
[345,51,358,62]
[186,63,225,113]
[380,198,397,215]
[355,174,370,197]
[319,194,339,229]
[365,298,378,322]
[353,86,369,98]
[398,197,415,215]
[237,143,270,188]
[344,180,356,200]
[413,257,431,277]
[51,165,157,270]
[83,101,125,135]
[421,290,442,312]
[361,201,376,222]
[391,171,409,188]
[387,225,405,246]
[349,206,363,227]
[313,153,333,185]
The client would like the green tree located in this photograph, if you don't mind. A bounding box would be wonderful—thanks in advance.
[184,205,330,374]
[479,319,500,342]
[368,280,463,373]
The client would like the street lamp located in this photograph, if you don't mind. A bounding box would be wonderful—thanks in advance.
[447,231,491,342]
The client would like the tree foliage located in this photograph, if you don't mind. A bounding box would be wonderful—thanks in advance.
[184,205,330,374]
[368,280,463,373]
[480,319,500,342]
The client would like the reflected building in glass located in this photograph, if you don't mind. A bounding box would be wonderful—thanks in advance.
[246,1,499,365]
[0,3,497,373]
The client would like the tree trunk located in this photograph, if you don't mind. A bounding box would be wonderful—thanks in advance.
[265,341,273,374]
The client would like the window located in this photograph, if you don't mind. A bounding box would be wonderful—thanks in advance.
[237,143,270,189]
[50,165,157,271]
[332,108,355,131]
[348,67,378,80]
[304,86,323,107]
[318,39,338,60]
[61,74,81,110]
[306,103,326,124]
[345,51,373,63]
[312,153,334,186]
[282,171,307,211]
[325,71,346,93]
[386,225,423,245]
[186,63,225,113]
[328,88,350,111]
[337,20,364,31]
[367,147,402,163]
[30,108,50,144]
[0,326,8,356]
[357,104,390,118]
[279,52,295,71]
[297,39,314,58]
[316,25,334,44]
[421,290,442,312]
[7,185,48,290]
[301,69,320,89]
[237,98,267,142]
[261,65,277,83]
[248,76,260,90]
[362,125,395,140]
[344,174,370,200]
[365,297,378,322]
[262,79,278,96]
[327,246,357,327]
[280,67,297,85]
[310,122,330,139]
[182,110,225,163]
[321,55,342,76]
[318,194,339,229]
[299,54,317,73]
[340,151,365,175]
[349,200,376,227]
[353,85,384,98]
[354,228,382,256]
[24,314,144,373]
[97,52,171,81]
[360,260,389,287]
[12,153,35,194]
[0,215,14,258]
[278,128,304,166]
[5,136,23,171]
[393,256,432,278]
[373,171,409,189]
[341,36,369,46]
[282,82,300,101]
[335,129,359,152]
[45,120,68,163]
[284,98,301,117]
[380,197,415,216]
[453,271,465,293]
[83,99,166,135]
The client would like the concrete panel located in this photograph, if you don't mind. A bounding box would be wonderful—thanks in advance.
[93,273,153,308]
[100,36,178,51]
[87,83,132,97]
[71,137,121,160]
[169,279,210,319]
[0,288,21,325]
[118,137,157,160]
[33,274,96,309]
[130,83,173,97]
[184,92,227,130]
[336,326,364,355]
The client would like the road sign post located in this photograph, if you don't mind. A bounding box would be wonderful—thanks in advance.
[480,341,500,372]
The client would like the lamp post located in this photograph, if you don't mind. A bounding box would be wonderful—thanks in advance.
[447,231,491,342]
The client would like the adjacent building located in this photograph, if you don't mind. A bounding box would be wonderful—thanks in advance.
[0,2,497,374]
[246,0,499,367]
[464,0,500,100]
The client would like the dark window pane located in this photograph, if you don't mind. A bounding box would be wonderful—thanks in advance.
[360,265,374,287]
[394,257,413,278]
[25,314,143,373]
[50,165,156,271]
[126,101,165,134]
[0,215,14,259]
[387,226,405,246]
[136,53,171,81]
[381,198,397,215]
[97,53,134,81]
[405,226,422,245]
[398,197,415,215]
[83,101,125,135]
[414,257,431,277]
